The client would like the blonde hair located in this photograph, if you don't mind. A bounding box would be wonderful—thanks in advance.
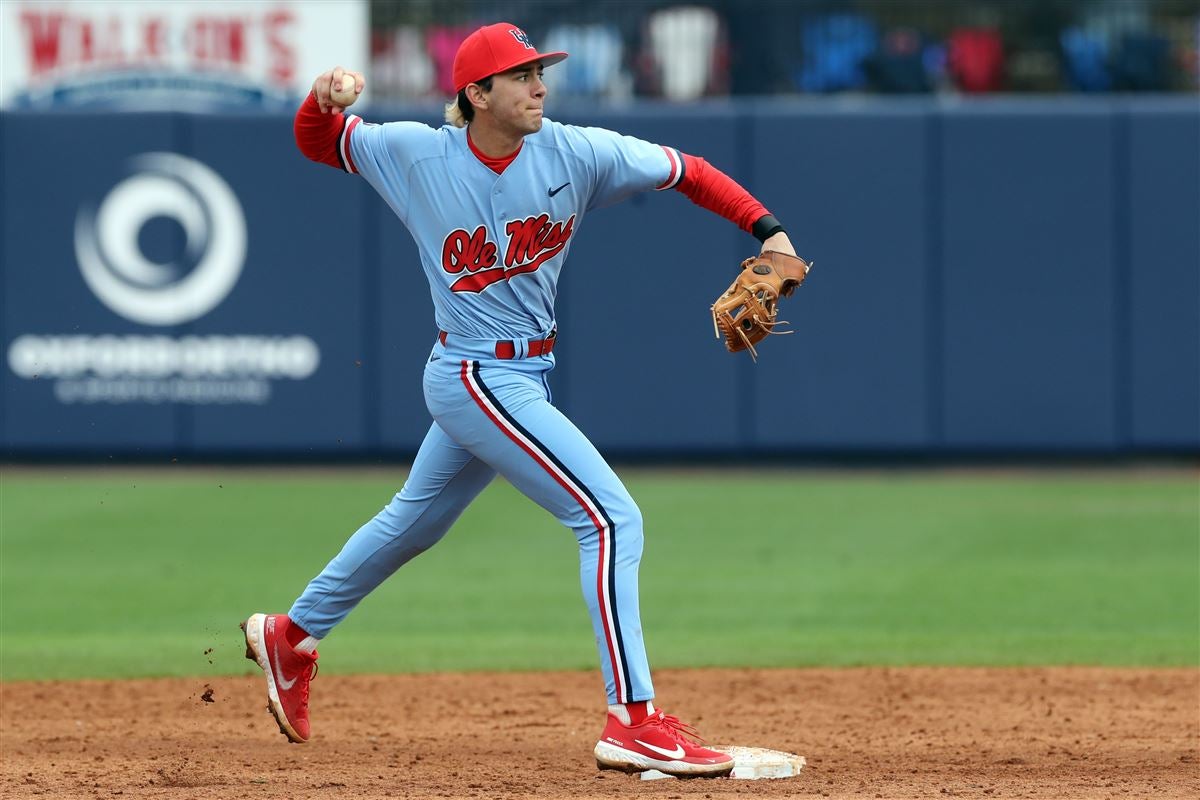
[444,77,491,128]
[444,98,467,128]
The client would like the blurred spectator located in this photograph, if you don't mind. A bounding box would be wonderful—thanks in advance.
[947,27,1005,92]
[541,24,631,99]
[864,27,933,93]
[426,24,475,97]
[924,41,950,91]
[721,0,799,94]
[1080,0,1152,44]
[1112,32,1172,90]
[1060,0,1181,93]
[640,6,728,100]
[795,13,878,93]
[1061,26,1113,91]
[372,26,436,98]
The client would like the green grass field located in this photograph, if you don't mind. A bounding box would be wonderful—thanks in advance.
[1,468,1197,681]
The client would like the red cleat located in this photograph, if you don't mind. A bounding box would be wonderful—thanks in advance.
[594,708,734,778]
[240,613,317,743]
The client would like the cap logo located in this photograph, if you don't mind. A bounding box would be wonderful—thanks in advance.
[509,28,534,49]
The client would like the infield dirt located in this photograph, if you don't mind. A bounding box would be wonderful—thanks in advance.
[2,667,1197,799]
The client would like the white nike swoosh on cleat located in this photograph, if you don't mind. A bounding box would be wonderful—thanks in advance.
[634,740,685,759]
[273,642,298,690]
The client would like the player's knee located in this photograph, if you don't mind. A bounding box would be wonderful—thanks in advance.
[608,499,644,553]
[373,495,450,546]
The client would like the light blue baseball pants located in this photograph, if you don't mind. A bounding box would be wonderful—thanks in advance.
[289,336,653,705]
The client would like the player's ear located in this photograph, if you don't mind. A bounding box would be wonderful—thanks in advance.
[465,83,488,111]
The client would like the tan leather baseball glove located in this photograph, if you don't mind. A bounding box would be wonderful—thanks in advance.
[710,251,811,361]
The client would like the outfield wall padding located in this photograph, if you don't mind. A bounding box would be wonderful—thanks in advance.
[2,98,1196,456]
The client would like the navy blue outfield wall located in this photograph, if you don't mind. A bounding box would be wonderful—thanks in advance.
[1,98,1197,457]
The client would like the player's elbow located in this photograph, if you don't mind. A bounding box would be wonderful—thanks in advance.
[294,120,345,170]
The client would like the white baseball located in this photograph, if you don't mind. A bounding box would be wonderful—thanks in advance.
[331,73,358,107]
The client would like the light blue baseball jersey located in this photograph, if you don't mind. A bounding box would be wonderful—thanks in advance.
[340,116,684,338]
[289,109,686,709]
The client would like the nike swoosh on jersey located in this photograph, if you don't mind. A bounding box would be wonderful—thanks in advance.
[548,182,570,197]
[634,739,685,759]
[273,643,298,690]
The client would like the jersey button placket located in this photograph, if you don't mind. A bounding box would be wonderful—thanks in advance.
[493,186,506,228]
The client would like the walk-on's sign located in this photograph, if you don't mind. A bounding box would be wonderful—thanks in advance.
[0,0,367,111]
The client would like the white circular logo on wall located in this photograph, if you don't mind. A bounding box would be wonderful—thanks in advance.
[75,153,246,326]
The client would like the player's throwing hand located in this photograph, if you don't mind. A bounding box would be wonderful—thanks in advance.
[311,66,364,114]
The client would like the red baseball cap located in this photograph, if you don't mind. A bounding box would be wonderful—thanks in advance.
[452,23,568,93]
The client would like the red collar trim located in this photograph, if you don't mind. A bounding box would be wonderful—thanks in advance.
[467,129,522,175]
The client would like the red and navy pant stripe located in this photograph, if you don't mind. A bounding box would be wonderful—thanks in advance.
[460,360,634,703]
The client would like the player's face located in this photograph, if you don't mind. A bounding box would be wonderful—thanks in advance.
[487,63,547,136]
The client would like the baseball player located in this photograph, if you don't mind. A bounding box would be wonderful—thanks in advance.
[242,22,797,778]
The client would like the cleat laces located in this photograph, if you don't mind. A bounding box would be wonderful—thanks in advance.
[653,713,705,746]
[299,661,317,707]
[302,662,316,705]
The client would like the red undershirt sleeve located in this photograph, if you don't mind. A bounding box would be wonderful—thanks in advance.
[673,151,770,233]
[294,92,361,173]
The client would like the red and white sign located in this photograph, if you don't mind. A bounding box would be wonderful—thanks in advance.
[1,0,368,110]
